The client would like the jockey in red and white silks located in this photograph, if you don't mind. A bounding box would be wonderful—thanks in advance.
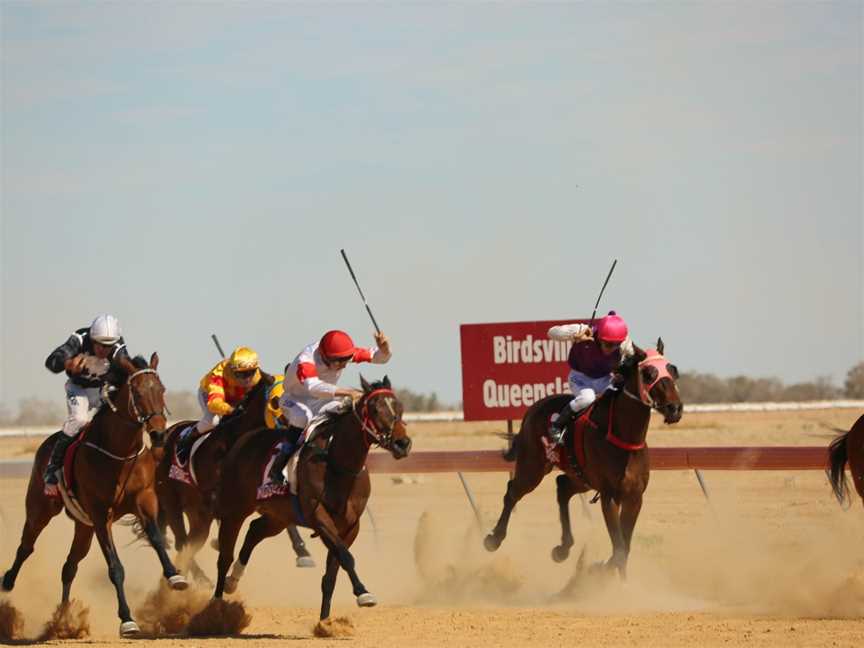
[547,311,635,445]
[267,330,391,485]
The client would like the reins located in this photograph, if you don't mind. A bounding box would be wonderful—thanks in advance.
[89,367,166,513]
[352,388,398,449]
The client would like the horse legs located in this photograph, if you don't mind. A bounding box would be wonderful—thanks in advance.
[136,490,187,590]
[552,474,579,563]
[222,515,286,594]
[311,510,374,615]
[484,462,544,552]
[287,525,315,567]
[599,493,628,579]
[183,508,214,586]
[91,516,138,637]
[2,490,62,591]
[214,515,246,599]
[319,550,341,620]
[320,523,360,620]
[615,493,644,580]
[61,522,94,602]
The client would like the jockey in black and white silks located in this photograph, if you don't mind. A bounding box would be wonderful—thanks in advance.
[42,314,129,494]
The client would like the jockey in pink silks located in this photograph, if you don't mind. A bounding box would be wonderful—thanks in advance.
[547,311,635,445]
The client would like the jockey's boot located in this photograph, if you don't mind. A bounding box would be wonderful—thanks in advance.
[549,402,579,446]
[44,433,75,486]
[268,441,295,486]
[176,425,200,465]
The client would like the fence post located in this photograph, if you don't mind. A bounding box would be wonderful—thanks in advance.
[507,419,514,480]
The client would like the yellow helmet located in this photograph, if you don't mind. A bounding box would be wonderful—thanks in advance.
[227,346,260,372]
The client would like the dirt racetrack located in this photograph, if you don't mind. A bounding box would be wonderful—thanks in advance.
[1,407,863,646]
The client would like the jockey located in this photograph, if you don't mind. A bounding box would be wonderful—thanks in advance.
[43,314,129,493]
[267,329,391,485]
[547,311,635,446]
[176,346,262,464]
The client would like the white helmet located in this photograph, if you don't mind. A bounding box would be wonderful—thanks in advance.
[89,314,122,345]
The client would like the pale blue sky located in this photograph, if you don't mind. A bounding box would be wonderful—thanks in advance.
[1,2,861,410]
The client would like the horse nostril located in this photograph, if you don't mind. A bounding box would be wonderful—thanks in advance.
[395,437,412,454]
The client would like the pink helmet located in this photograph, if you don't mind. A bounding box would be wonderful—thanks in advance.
[596,311,629,343]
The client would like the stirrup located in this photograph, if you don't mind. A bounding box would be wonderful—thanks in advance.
[549,426,565,446]
[268,457,288,485]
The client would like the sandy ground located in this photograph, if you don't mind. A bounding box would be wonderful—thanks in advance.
[1,408,863,646]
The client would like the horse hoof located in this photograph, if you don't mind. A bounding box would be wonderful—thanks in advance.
[483,534,501,552]
[295,556,315,568]
[119,620,141,637]
[224,576,239,595]
[356,592,377,607]
[551,546,570,563]
[168,574,188,590]
[1,572,14,592]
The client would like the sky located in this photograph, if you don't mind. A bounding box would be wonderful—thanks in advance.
[1,2,861,411]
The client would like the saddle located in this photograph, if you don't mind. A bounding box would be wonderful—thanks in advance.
[53,431,93,526]
[61,432,87,493]
[545,405,596,474]
[168,424,209,486]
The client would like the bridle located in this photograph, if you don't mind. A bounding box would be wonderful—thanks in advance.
[102,368,168,436]
[621,349,677,412]
[352,388,401,449]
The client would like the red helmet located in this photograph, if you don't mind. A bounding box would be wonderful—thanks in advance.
[596,311,629,343]
[319,330,356,361]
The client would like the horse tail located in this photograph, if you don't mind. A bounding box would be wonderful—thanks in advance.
[827,432,850,508]
[119,515,152,547]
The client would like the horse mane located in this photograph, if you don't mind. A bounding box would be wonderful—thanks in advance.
[129,355,149,369]
[104,354,149,387]
[363,378,390,392]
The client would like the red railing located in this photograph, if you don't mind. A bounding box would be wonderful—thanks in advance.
[366,446,830,473]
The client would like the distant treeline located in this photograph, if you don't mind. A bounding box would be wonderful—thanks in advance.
[678,361,864,403]
[0,386,457,427]
[2,362,861,427]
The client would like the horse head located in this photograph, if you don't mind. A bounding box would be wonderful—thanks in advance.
[357,375,412,459]
[621,338,683,424]
[115,352,169,446]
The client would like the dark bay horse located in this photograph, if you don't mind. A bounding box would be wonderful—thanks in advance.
[484,340,683,579]
[828,413,864,509]
[213,376,411,621]
[157,372,312,584]
[2,354,185,637]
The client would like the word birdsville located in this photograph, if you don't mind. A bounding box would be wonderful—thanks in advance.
[492,335,571,365]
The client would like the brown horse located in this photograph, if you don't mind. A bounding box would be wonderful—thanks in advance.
[1,354,185,637]
[156,372,312,585]
[484,339,683,579]
[212,376,411,621]
[828,413,864,509]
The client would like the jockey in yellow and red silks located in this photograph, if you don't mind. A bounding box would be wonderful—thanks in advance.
[175,346,261,463]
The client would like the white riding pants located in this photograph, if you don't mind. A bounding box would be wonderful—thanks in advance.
[566,371,613,413]
[194,389,222,434]
[278,395,343,431]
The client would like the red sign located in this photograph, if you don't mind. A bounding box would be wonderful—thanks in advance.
[459,319,588,421]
